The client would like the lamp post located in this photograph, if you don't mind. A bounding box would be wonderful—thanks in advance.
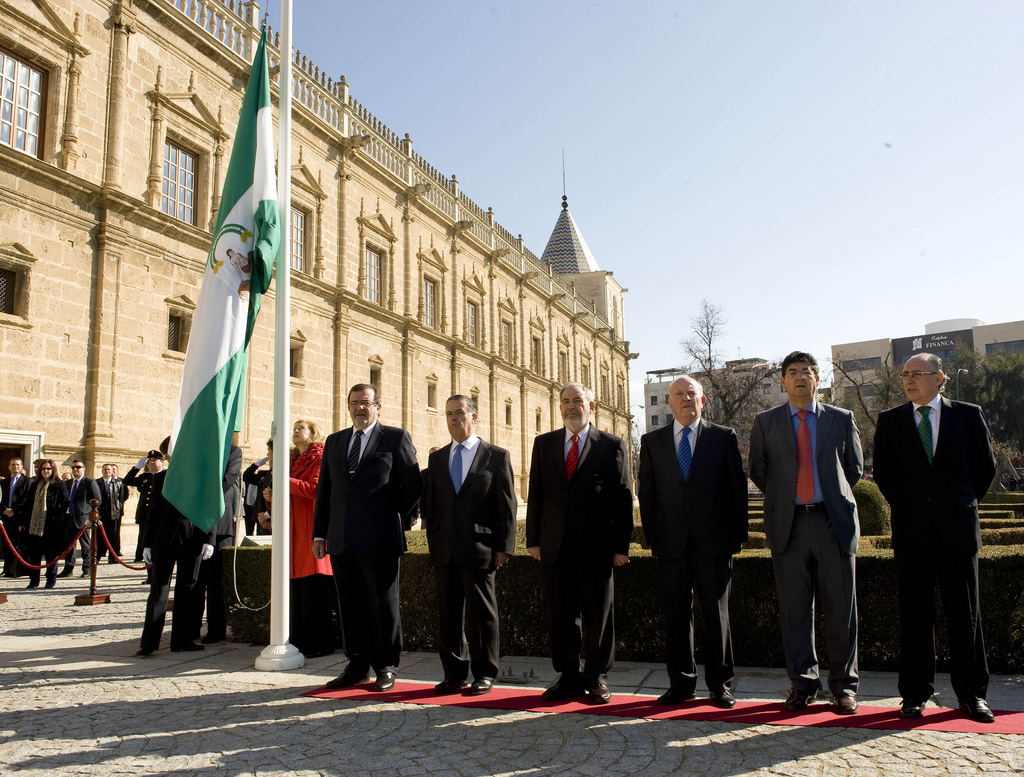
[956,368,969,401]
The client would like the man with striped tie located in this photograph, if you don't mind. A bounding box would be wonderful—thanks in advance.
[421,395,517,696]
[638,375,748,708]
[525,382,634,705]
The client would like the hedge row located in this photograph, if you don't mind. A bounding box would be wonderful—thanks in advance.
[224,542,1024,673]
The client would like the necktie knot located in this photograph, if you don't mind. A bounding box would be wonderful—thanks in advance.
[797,410,810,424]
[919,406,930,418]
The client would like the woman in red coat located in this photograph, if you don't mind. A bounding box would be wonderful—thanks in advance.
[288,419,336,657]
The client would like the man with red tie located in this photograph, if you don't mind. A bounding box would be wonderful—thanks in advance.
[525,382,634,705]
[749,351,864,714]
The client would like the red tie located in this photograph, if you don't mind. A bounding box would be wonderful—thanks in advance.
[796,410,814,503]
[566,434,579,480]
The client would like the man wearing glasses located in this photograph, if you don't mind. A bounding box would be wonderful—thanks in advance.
[313,384,422,692]
[873,353,997,723]
[61,460,102,577]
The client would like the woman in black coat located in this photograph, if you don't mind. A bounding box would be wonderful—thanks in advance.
[17,458,70,588]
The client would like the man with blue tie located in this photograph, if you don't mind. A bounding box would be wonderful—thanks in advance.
[61,460,102,577]
[638,375,748,708]
[97,464,128,563]
[749,351,864,714]
[873,353,997,723]
[2,458,29,576]
[422,395,517,696]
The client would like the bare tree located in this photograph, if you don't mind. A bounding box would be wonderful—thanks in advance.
[681,299,777,438]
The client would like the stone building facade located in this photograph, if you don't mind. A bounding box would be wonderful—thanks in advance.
[0,0,635,497]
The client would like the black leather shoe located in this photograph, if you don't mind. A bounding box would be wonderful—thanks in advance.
[657,687,696,705]
[469,677,494,695]
[25,581,38,589]
[59,568,73,578]
[834,693,858,715]
[784,688,817,711]
[326,668,370,689]
[711,689,736,709]
[435,679,471,694]
[44,579,56,589]
[200,634,224,645]
[542,676,584,701]
[136,647,154,657]
[586,681,611,704]
[960,698,995,723]
[170,643,204,652]
[373,671,397,692]
[80,569,90,577]
[899,700,924,719]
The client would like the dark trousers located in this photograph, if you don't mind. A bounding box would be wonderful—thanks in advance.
[140,531,205,651]
[658,547,735,695]
[25,534,58,586]
[290,573,336,656]
[194,545,229,641]
[98,512,121,559]
[544,557,615,684]
[64,520,91,573]
[134,512,148,563]
[3,517,22,576]
[331,551,402,674]
[895,546,988,704]
[435,563,500,682]
[771,509,858,696]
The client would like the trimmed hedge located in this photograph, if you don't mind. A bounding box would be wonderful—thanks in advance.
[224,541,1024,673]
[855,480,890,536]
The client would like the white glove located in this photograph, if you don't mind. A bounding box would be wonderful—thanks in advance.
[136,456,148,469]
[142,547,152,565]
[201,543,214,561]
[256,456,269,467]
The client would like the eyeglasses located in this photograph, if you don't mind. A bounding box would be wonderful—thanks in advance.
[71,465,84,470]
[348,400,378,408]
[901,371,940,379]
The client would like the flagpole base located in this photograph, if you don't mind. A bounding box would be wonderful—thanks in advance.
[255,642,305,671]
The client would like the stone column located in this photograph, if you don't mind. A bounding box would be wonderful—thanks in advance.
[104,5,135,190]
[61,17,84,171]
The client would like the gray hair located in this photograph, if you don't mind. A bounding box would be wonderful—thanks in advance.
[447,394,477,414]
[560,382,595,404]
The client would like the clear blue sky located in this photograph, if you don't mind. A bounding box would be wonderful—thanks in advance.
[287,1,1024,420]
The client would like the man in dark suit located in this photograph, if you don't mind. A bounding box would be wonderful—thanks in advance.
[194,442,242,644]
[873,353,997,724]
[96,463,129,563]
[313,383,422,692]
[749,351,863,714]
[525,382,634,705]
[138,439,215,656]
[422,395,517,696]
[638,375,748,708]
[61,460,102,577]
[2,458,29,577]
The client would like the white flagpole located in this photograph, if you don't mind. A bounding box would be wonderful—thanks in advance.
[255,0,302,671]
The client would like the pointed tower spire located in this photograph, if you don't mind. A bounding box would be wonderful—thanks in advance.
[540,194,599,273]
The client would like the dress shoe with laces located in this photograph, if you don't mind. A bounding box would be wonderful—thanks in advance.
[784,688,817,711]
[899,700,924,719]
[586,681,611,705]
[657,687,696,706]
[833,693,858,715]
[711,689,736,709]
[434,679,471,695]
[325,668,370,690]
[960,698,995,724]
[469,677,494,696]
[541,675,585,701]
[373,671,397,692]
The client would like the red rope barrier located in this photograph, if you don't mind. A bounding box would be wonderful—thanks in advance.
[94,521,151,571]
[0,521,88,571]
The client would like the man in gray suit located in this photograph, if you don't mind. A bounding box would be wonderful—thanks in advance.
[422,395,517,696]
[749,351,863,714]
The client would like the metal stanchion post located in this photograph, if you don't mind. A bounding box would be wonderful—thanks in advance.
[75,499,110,606]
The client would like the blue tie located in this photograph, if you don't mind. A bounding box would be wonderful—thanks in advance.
[677,426,692,482]
[450,443,464,493]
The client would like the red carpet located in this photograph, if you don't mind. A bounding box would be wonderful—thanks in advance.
[302,681,1024,734]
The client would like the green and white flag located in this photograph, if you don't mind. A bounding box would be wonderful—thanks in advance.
[164,29,279,533]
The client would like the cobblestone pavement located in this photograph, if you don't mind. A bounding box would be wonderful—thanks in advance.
[1,563,1022,776]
